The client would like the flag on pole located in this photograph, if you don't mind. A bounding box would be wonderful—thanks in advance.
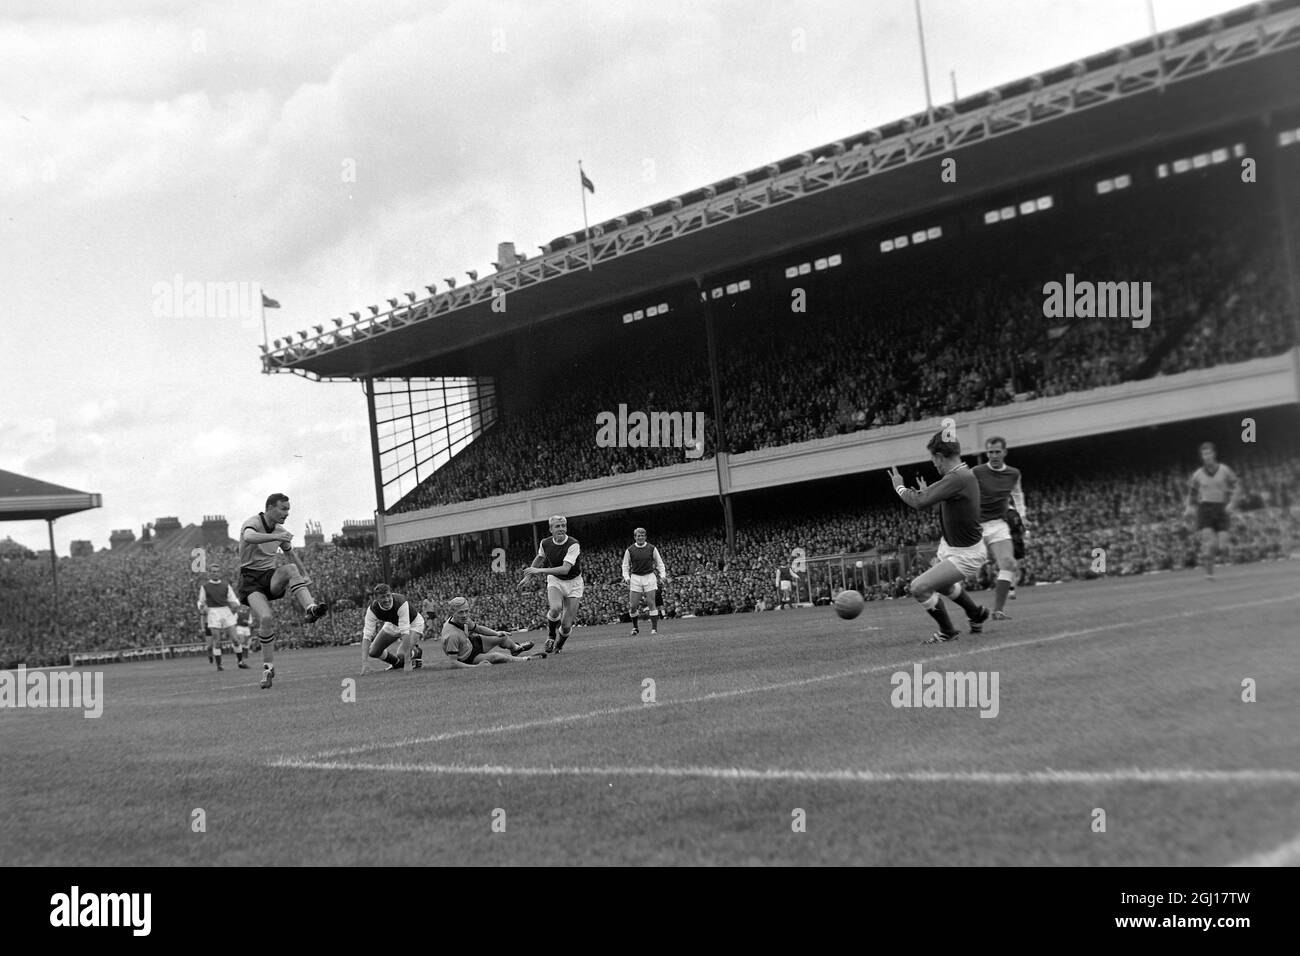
[261,292,281,309]
[580,169,595,194]
[578,162,594,272]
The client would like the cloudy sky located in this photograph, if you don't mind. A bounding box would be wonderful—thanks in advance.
[0,0,1243,553]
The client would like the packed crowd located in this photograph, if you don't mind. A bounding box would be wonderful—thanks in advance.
[391,187,1296,511]
[5,446,1295,667]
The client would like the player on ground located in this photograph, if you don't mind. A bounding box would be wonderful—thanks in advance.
[360,584,425,673]
[440,596,539,666]
[972,436,1028,620]
[233,605,253,668]
[522,515,583,654]
[775,561,800,609]
[1185,442,1241,580]
[887,430,991,643]
[196,562,240,671]
[623,527,668,636]
[237,493,329,689]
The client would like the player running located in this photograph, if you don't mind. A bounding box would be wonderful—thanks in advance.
[522,515,584,654]
[887,430,991,643]
[196,562,241,671]
[972,436,1028,620]
[622,527,668,636]
[1185,442,1241,580]
[360,584,425,674]
[237,493,329,689]
[440,596,539,666]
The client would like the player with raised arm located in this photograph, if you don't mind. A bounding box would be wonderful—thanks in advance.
[522,515,584,654]
[196,562,240,671]
[440,596,539,666]
[972,436,1028,620]
[1185,441,1241,580]
[623,527,668,636]
[887,429,990,644]
[359,584,425,673]
[237,493,329,689]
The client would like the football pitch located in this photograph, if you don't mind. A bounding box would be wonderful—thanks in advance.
[4,563,1299,867]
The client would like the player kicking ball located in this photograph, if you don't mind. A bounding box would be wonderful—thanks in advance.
[360,584,425,674]
[521,515,584,654]
[237,492,329,689]
[440,597,540,667]
[887,428,990,644]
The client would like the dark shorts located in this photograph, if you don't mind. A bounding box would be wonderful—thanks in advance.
[458,634,486,664]
[237,567,284,604]
[1198,502,1229,533]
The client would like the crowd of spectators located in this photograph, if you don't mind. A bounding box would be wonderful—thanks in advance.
[390,188,1296,511]
[5,448,1295,668]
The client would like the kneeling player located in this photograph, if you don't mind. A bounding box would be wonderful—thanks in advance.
[360,584,425,673]
[887,430,990,643]
[441,596,539,667]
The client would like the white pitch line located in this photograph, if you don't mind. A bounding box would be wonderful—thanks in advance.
[305,590,1300,761]
[1231,831,1300,867]
[269,758,1300,786]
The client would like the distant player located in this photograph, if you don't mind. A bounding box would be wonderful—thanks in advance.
[237,493,329,689]
[196,562,240,671]
[440,596,538,666]
[1185,442,1241,579]
[233,606,253,669]
[887,430,990,643]
[972,436,1028,620]
[623,527,668,636]
[775,562,800,609]
[360,584,425,674]
[522,515,583,654]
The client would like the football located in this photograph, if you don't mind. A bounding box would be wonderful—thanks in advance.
[834,589,865,620]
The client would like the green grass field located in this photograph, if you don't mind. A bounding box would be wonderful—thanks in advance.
[4,562,1299,866]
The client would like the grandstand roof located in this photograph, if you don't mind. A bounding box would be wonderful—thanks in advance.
[0,468,102,522]
[268,0,1300,381]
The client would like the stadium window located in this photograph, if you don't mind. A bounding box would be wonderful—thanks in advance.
[911,230,927,244]
[1192,153,1209,169]
[1173,158,1191,174]
[881,239,895,252]
[1019,200,1035,215]
[1156,162,1169,178]
[895,234,909,248]
[1000,205,1016,220]
[1115,174,1131,189]
[798,262,811,275]
[1210,147,1228,164]
[647,305,659,317]
[784,266,799,279]
[1279,129,1299,147]
[736,281,749,292]
[1036,195,1053,210]
[926,226,941,240]
[983,210,999,225]
[623,313,634,323]
[634,309,644,320]
[711,287,723,299]
[659,301,671,310]
[1234,142,1246,156]
[827,253,842,267]
[1096,179,1113,195]
[813,258,827,271]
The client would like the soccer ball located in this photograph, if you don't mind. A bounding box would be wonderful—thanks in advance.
[834,589,865,620]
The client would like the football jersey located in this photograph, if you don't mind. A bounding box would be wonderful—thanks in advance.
[972,463,1023,522]
[624,543,664,576]
[200,578,236,607]
[538,535,581,580]
[1189,464,1238,504]
[902,463,982,548]
[367,593,413,626]
[239,513,289,572]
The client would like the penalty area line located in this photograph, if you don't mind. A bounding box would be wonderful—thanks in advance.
[303,590,1300,761]
[267,759,1300,787]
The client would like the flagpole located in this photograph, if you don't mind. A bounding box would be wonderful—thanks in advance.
[259,288,269,373]
[579,160,593,272]
[914,0,933,124]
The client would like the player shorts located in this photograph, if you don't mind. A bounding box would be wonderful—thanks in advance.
[376,614,425,641]
[235,625,251,641]
[779,579,792,593]
[460,634,486,664]
[937,539,988,581]
[237,567,283,604]
[627,572,658,594]
[205,606,236,630]
[980,519,1012,547]
[1198,502,1229,533]
[546,574,584,599]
